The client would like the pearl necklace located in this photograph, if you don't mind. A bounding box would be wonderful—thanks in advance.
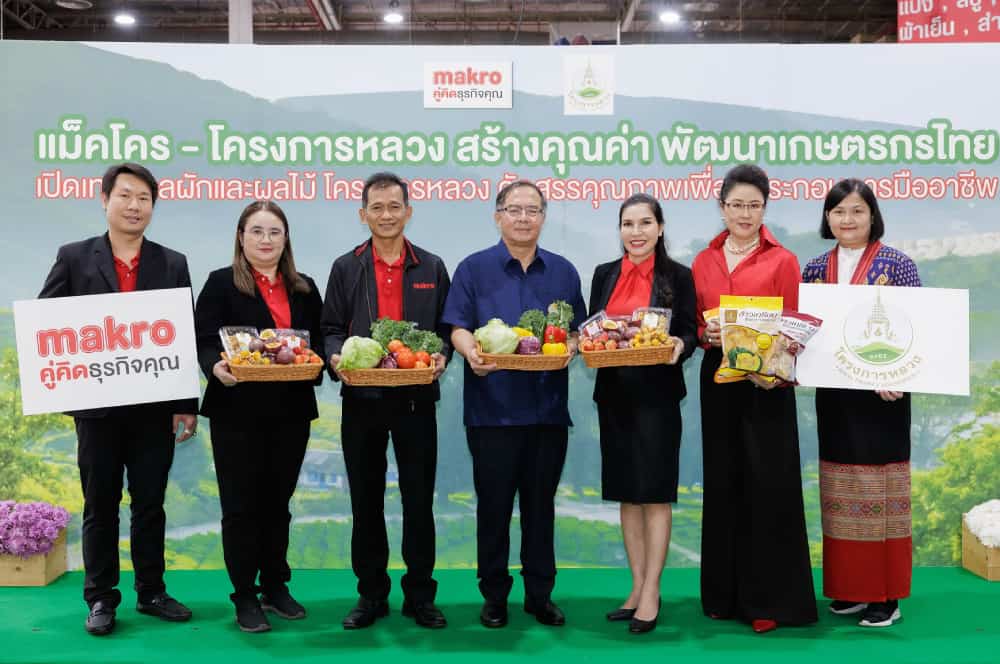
[724,234,760,255]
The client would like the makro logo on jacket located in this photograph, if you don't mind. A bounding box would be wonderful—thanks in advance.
[423,62,513,109]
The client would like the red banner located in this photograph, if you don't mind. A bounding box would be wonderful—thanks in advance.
[898,0,1000,42]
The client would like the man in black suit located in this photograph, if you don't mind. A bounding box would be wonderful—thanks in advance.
[38,163,198,636]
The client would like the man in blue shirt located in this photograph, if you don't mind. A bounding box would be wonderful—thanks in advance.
[442,180,587,629]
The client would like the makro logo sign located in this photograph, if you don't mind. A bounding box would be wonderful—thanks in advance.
[563,54,614,116]
[423,62,512,109]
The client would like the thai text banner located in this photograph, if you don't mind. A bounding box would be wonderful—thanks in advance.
[13,288,200,415]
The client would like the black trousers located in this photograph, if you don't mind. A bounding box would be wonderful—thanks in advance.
[466,425,568,605]
[210,417,310,600]
[698,349,818,626]
[341,397,438,603]
[75,408,175,608]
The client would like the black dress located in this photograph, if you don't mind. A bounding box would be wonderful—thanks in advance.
[589,258,698,504]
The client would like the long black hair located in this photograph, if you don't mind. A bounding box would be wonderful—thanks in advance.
[619,193,673,308]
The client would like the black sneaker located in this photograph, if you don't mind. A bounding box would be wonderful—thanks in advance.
[261,590,306,620]
[829,600,867,615]
[234,597,272,633]
[859,600,901,627]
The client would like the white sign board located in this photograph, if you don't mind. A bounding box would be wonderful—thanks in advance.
[796,284,969,396]
[13,288,200,415]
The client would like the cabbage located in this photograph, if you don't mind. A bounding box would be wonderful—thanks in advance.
[337,336,386,370]
[474,318,520,354]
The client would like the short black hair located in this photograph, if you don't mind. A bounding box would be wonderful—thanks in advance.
[495,180,547,211]
[820,178,885,242]
[362,172,409,207]
[101,163,158,205]
[719,164,770,205]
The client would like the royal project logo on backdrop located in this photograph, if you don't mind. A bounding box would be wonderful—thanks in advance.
[563,54,614,116]
[423,62,513,109]
[834,289,923,388]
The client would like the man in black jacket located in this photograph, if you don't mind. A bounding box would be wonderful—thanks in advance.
[38,163,198,636]
[322,172,451,630]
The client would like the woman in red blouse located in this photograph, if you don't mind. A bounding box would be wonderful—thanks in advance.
[691,165,817,633]
[194,201,324,633]
[588,194,698,633]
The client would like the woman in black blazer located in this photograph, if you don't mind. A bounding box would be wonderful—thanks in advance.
[194,200,324,633]
[589,193,697,634]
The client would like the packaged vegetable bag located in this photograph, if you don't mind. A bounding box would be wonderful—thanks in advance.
[715,295,783,384]
[760,310,823,383]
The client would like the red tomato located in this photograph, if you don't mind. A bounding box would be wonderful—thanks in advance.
[396,350,417,369]
[387,339,406,353]
[415,351,432,365]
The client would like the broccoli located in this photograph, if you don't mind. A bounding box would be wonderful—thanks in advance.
[517,309,547,339]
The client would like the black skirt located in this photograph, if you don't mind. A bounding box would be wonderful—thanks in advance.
[698,348,818,626]
[597,394,681,504]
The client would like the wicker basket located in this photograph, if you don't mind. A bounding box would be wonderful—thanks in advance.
[222,353,323,382]
[477,346,572,371]
[581,342,675,369]
[340,366,435,387]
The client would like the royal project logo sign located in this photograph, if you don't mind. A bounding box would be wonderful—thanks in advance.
[563,54,614,116]
[13,289,200,415]
[796,284,969,396]
[423,62,512,109]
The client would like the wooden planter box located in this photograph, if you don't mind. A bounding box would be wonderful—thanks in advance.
[0,530,67,586]
[962,519,1000,582]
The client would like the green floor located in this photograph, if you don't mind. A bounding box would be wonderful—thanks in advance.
[1,568,998,664]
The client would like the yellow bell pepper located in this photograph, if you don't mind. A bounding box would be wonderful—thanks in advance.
[512,326,534,337]
[542,342,567,355]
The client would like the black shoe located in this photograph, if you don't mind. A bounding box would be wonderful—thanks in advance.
[829,600,867,616]
[606,607,636,622]
[85,601,116,636]
[261,590,306,620]
[342,597,389,630]
[402,600,447,629]
[629,614,658,633]
[524,599,565,626]
[479,601,508,628]
[859,600,901,628]
[234,597,271,633]
[136,592,193,622]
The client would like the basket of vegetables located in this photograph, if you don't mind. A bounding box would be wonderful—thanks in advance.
[220,327,324,382]
[474,301,573,372]
[336,318,441,386]
[578,308,675,369]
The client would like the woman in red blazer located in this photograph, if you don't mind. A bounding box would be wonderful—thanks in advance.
[194,200,324,633]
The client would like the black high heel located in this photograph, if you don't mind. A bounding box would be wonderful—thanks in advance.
[606,607,636,622]
[628,597,661,634]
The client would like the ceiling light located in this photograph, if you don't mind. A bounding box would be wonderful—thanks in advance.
[55,0,93,9]
[659,10,681,25]
[113,12,136,26]
[383,0,404,24]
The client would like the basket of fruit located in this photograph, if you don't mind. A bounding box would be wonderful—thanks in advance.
[221,327,324,382]
[473,301,573,372]
[579,308,675,369]
[336,318,441,387]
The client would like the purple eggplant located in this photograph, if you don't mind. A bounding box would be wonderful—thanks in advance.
[516,336,542,355]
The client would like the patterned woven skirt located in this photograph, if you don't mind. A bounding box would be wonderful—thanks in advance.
[816,387,912,603]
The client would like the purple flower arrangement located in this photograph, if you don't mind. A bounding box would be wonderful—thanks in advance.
[0,501,71,558]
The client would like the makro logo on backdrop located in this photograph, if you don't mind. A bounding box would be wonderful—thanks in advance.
[423,62,513,109]
[563,54,614,116]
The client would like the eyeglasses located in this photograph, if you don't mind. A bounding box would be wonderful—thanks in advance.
[498,206,544,219]
[723,201,765,214]
[245,228,285,242]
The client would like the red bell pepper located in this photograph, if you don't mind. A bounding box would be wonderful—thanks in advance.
[544,324,567,344]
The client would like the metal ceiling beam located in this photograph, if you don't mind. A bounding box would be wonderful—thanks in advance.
[2,0,62,30]
[621,0,641,32]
